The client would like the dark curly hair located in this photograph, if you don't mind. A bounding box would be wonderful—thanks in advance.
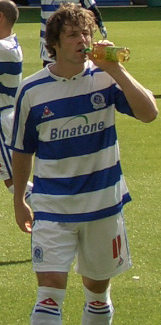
[45,2,97,60]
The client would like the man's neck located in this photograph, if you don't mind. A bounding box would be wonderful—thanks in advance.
[49,61,85,80]
[0,29,12,40]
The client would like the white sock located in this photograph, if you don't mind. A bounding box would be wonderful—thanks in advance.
[30,286,66,325]
[8,181,33,207]
[82,285,114,325]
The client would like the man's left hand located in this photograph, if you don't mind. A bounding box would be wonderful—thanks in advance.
[99,25,108,39]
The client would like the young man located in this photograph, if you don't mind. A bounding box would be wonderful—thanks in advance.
[0,0,32,204]
[11,3,158,324]
[40,0,107,66]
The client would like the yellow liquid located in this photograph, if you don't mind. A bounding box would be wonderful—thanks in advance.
[92,46,130,62]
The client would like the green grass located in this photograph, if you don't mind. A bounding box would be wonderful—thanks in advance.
[0,6,161,325]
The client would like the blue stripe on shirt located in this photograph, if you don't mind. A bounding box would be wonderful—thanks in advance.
[0,61,22,75]
[33,194,131,223]
[35,125,116,159]
[0,82,17,97]
[11,75,55,149]
[33,161,122,195]
[41,4,56,11]
[25,84,116,122]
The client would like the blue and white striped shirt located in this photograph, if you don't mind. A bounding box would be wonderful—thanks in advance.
[11,60,133,222]
[0,34,22,112]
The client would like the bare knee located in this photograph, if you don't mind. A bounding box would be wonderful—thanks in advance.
[82,276,110,293]
[36,271,68,289]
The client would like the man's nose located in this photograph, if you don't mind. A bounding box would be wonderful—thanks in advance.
[79,33,86,42]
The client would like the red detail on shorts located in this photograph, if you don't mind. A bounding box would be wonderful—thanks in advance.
[113,238,117,258]
[40,298,58,306]
[113,235,121,258]
[117,234,121,255]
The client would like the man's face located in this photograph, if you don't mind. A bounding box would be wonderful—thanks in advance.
[54,24,92,65]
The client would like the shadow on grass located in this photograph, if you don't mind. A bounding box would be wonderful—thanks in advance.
[154,95,161,99]
[18,7,161,23]
[0,259,31,266]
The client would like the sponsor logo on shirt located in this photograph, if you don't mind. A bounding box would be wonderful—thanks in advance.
[50,115,105,141]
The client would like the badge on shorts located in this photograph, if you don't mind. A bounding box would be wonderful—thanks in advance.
[33,246,43,263]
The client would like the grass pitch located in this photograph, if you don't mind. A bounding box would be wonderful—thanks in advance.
[0,6,161,325]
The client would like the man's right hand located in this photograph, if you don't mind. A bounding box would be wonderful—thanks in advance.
[14,200,33,233]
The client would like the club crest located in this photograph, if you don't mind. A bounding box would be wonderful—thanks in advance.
[91,92,106,110]
[33,246,43,263]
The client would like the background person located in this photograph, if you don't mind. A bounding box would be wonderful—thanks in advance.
[0,0,32,204]
[12,0,30,5]
[40,0,107,67]
[11,3,158,324]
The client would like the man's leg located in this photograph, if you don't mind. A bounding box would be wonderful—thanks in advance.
[76,214,131,324]
[81,277,114,325]
[31,271,68,325]
[31,221,79,324]
[0,116,33,206]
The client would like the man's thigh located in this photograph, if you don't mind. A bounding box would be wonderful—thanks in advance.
[76,212,131,280]
[32,220,78,273]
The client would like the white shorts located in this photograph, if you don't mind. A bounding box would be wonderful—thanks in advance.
[32,212,132,280]
[0,108,13,180]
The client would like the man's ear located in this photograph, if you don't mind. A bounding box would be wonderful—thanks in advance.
[0,11,4,22]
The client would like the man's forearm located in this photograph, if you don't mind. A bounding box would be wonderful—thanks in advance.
[12,151,34,233]
[12,151,33,201]
[110,64,158,123]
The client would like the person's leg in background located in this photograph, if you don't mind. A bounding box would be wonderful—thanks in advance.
[0,109,33,206]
